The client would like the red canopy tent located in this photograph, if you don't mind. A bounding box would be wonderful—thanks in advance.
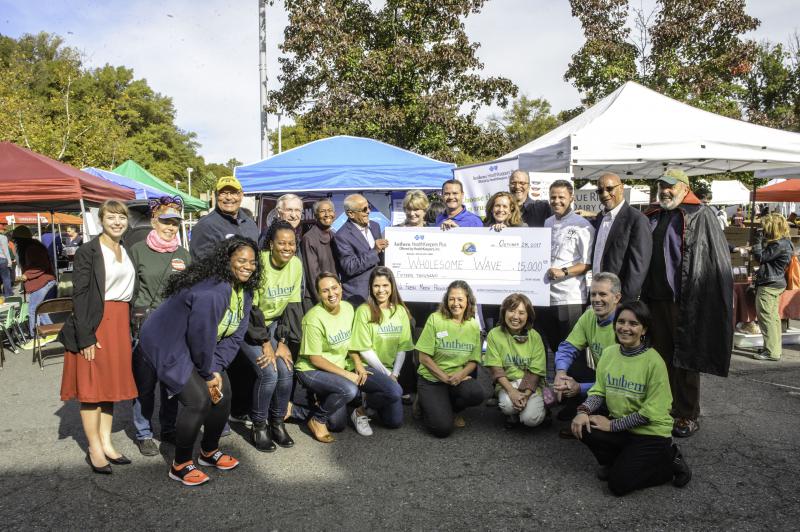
[0,142,134,210]
[753,179,800,202]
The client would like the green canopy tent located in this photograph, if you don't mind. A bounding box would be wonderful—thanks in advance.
[112,160,208,212]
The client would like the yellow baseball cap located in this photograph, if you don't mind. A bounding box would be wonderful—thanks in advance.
[216,175,242,192]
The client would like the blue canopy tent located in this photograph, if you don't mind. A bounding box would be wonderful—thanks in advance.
[235,135,455,193]
[82,167,164,200]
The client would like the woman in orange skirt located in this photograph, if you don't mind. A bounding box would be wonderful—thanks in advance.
[59,200,138,474]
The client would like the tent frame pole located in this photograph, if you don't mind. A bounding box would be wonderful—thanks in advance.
[748,178,757,277]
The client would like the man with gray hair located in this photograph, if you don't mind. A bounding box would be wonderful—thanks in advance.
[553,272,622,425]
[334,194,387,305]
[641,168,733,438]
[259,193,305,249]
[508,169,552,228]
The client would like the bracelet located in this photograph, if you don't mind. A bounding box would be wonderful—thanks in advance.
[561,267,569,277]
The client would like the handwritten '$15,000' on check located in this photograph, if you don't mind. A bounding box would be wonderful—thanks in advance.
[384,227,551,305]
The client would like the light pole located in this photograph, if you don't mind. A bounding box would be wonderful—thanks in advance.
[186,167,194,223]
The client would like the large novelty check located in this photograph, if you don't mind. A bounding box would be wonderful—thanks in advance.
[384,227,551,305]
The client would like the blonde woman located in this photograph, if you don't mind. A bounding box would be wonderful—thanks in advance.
[399,189,430,227]
[747,213,793,361]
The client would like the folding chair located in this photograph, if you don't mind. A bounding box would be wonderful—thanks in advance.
[4,296,28,342]
[0,305,21,369]
[33,298,73,370]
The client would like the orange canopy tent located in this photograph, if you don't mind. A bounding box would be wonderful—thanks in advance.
[0,212,83,225]
[753,179,800,202]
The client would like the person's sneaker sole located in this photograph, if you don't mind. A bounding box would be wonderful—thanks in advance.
[198,452,240,470]
[168,463,209,487]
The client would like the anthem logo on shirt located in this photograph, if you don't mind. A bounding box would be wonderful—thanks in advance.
[606,373,646,396]
[378,323,403,336]
[589,342,604,362]
[267,285,295,298]
[171,258,187,271]
[328,329,351,346]
[503,354,529,367]
[438,337,475,352]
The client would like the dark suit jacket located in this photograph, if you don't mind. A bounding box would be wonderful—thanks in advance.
[334,219,382,306]
[521,198,552,228]
[59,237,127,352]
[591,202,652,302]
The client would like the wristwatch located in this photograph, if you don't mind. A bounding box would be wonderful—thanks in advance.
[561,267,569,277]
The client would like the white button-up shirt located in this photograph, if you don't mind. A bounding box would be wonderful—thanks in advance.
[357,222,375,249]
[545,210,595,305]
[592,200,625,272]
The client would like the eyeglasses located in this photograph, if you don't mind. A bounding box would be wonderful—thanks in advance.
[349,207,370,214]
[595,184,621,194]
[218,190,242,198]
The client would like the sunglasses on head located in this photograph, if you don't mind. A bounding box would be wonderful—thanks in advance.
[595,184,621,194]
[149,195,183,212]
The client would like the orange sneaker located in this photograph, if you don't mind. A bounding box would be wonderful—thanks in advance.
[198,449,239,470]
[168,461,209,486]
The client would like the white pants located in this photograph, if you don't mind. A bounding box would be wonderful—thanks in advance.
[498,379,546,427]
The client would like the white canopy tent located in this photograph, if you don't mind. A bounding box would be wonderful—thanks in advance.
[500,81,800,180]
[709,180,750,205]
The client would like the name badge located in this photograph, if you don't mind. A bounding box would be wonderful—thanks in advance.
[436,331,448,339]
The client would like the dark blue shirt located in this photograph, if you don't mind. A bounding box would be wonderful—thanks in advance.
[189,208,259,261]
[435,205,483,227]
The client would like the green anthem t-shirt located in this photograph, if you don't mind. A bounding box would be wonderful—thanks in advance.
[566,308,617,365]
[296,301,355,372]
[588,345,674,438]
[350,304,414,372]
[484,327,546,382]
[253,252,302,324]
[217,286,244,341]
[415,312,481,382]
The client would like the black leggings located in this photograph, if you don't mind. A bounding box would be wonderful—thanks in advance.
[174,371,231,464]
[416,376,486,438]
[580,428,673,496]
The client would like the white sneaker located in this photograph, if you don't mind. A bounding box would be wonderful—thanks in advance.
[350,409,373,436]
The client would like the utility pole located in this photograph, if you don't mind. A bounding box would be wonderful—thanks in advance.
[259,0,272,159]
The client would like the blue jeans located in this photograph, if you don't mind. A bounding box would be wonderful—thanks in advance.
[296,370,359,430]
[360,366,404,428]
[0,259,11,296]
[131,346,179,440]
[240,341,294,423]
[28,280,57,336]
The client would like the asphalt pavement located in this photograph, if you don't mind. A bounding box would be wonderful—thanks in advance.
[1,341,799,531]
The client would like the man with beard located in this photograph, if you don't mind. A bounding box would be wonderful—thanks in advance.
[591,172,652,301]
[508,170,552,228]
[641,169,733,438]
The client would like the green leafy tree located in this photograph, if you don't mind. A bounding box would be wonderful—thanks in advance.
[743,40,800,131]
[268,0,518,163]
[490,96,561,151]
[565,0,760,117]
[0,31,212,194]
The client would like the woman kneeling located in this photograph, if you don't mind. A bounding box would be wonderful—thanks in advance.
[415,280,485,438]
[571,301,692,496]
[484,293,547,428]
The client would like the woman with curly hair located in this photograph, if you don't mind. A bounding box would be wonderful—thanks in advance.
[135,236,260,486]
[240,220,302,451]
[415,280,486,438]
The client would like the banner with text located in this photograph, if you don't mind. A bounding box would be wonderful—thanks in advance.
[453,158,570,217]
[385,226,551,305]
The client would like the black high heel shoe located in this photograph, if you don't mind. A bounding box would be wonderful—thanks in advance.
[86,452,112,475]
[105,454,132,465]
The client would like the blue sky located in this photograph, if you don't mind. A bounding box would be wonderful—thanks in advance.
[1,0,797,165]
